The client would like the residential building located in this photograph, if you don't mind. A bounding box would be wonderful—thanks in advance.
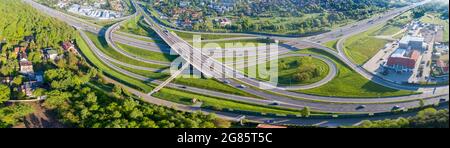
[436,60,449,75]
[19,59,34,75]
[19,81,36,97]
[44,49,58,61]
[62,41,78,55]
[0,77,13,85]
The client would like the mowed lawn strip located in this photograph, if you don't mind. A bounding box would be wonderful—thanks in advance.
[84,32,167,69]
[174,77,259,98]
[76,33,155,92]
[344,25,389,65]
[323,40,338,51]
[116,42,177,63]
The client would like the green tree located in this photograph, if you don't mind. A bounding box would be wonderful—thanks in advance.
[302,107,311,117]
[0,104,34,128]
[0,84,11,103]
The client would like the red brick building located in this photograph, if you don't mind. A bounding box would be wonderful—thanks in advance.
[386,48,420,72]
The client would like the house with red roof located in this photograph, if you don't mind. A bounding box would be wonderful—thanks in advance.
[386,48,421,72]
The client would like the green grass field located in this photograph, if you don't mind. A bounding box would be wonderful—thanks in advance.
[293,48,419,98]
[323,40,338,51]
[85,32,167,69]
[344,25,389,65]
[374,25,402,36]
[116,42,177,62]
[239,56,330,86]
[76,33,155,92]
[373,11,411,36]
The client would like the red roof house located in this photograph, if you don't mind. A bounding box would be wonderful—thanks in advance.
[387,49,420,69]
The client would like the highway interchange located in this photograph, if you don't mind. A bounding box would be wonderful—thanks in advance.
[23,0,449,126]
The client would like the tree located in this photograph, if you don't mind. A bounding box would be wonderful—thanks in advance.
[112,84,123,98]
[12,76,23,86]
[0,104,34,128]
[302,107,311,117]
[0,84,11,103]
[44,90,71,109]
[419,99,425,108]
[32,88,46,97]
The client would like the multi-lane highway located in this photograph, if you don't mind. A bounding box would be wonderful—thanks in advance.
[24,0,449,125]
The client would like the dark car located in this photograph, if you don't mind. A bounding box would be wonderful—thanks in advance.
[264,120,275,124]
[392,105,403,111]
[270,101,280,106]
[356,105,367,110]
[440,98,447,103]
[237,85,247,89]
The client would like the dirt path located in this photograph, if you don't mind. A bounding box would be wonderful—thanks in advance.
[13,102,66,128]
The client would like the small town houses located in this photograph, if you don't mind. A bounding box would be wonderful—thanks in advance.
[1,36,78,99]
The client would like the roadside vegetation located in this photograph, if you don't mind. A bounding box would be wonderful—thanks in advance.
[323,40,338,51]
[343,25,389,65]
[349,108,449,128]
[115,42,176,62]
[84,31,167,70]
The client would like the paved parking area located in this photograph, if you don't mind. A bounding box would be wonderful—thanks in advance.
[363,42,397,73]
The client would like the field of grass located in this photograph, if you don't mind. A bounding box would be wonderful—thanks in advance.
[343,25,389,65]
[239,56,330,86]
[323,40,338,51]
[374,11,412,36]
[116,42,177,62]
[374,25,402,36]
[76,33,155,92]
[293,48,419,98]
[120,15,159,37]
[115,64,170,80]
[420,13,449,43]
[174,77,257,98]
[85,32,167,69]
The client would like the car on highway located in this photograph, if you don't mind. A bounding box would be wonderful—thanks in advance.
[392,105,404,111]
[440,98,447,103]
[356,105,367,110]
[264,120,275,124]
[270,101,280,106]
[222,80,231,84]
